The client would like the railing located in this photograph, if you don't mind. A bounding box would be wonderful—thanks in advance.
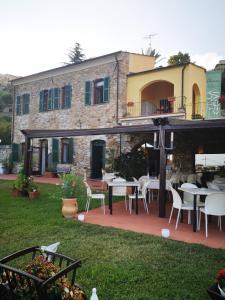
[125,97,186,118]
[125,97,206,120]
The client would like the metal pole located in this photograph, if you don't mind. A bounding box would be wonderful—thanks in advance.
[24,136,31,177]
[158,124,166,218]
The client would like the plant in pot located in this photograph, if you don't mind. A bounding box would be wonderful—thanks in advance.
[27,177,39,199]
[59,172,78,219]
[12,171,26,197]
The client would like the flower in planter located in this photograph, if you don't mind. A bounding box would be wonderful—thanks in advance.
[216,268,225,291]
[1,255,85,300]
[219,95,225,104]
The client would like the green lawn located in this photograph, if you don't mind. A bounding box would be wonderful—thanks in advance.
[0,179,224,300]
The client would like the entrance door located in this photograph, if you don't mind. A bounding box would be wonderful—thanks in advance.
[40,140,48,175]
[91,140,105,179]
[31,146,41,175]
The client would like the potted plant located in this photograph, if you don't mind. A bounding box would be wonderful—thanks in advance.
[12,170,26,197]
[59,173,78,219]
[28,177,39,199]
[208,268,225,299]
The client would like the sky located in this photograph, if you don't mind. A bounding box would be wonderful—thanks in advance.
[1,0,225,76]
[196,154,225,166]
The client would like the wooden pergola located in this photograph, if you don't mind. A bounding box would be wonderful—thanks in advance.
[21,118,225,218]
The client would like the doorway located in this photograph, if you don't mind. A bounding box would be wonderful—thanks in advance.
[40,140,48,175]
[91,140,105,179]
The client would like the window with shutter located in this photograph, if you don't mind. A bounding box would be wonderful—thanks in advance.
[16,96,21,115]
[39,91,44,112]
[65,85,72,109]
[48,89,53,110]
[68,138,74,163]
[103,77,110,102]
[12,143,19,162]
[53,88,60,110]
[43,90,48,111]
[85,81,91,105]
[22,94,30,114]
[52,138,59,163]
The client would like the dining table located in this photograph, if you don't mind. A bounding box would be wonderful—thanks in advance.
[178,187,218,232]
[107,181,139,215]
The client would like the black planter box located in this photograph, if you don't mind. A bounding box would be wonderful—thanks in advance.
[0,246,87,300]
[208,284,225,300]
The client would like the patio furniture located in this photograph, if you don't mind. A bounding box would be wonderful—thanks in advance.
[198,193,225,238]
[84,181,105,214]
[180,183,204,224]
[147,179,172,201]
[187,174,197,184]
[107,181,139,215]
[207,181,221,191]
[112,177,128,210]
[169,186,194,230]
[128,180,149,214]
[178,186,217,232]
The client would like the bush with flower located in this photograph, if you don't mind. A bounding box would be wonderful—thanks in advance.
[216,268,225,296]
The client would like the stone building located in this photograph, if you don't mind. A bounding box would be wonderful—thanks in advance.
[11,50,209,178]
[11,51,156,177]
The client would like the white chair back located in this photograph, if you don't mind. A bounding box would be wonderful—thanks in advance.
[87,186,92,197]
[112,177,127,196]
[187,174,197,183]
[205,193,225,216]
[206,181,220,191]
[181,183,197,203]
[170,186,182,209]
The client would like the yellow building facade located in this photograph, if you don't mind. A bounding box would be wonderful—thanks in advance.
[126,63,206,120]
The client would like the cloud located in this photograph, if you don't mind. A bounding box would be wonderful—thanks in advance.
[192,52,223,70]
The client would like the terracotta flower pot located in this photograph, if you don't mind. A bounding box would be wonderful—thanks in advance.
[28,191,39,199]
[62,198,78,219]
[12,189,22,197]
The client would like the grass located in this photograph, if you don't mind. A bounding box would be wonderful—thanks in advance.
[0,179,224,299]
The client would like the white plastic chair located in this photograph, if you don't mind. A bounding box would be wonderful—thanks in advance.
[181,183,204,224]
[198,193,225,237]
[84,181,105,214]
[206,181,220,191]
[128,181,149,214]
[187,174,197,184]
[169,186,194,230]
[112,177,128,210]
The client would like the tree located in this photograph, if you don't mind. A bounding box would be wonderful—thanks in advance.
[66,42,85,64]
[168,51,191,66]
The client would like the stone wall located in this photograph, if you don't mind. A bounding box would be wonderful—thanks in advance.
[0,145,11,162]
[13,53,130,174]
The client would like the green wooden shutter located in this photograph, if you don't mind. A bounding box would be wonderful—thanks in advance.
[68,138,74,163]
[22,94,30,114]
[103,77,110,102]
[12,143,19,162]
[39,91,44,112]
[16,96,21,115]
[53,88,60,110]
[48,89,53,110]
[85,81,91,105]
[52,138,59,163]
[65,85,72,108]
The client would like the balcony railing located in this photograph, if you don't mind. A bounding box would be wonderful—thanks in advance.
[125,97,186,118]
[125,97,206,120]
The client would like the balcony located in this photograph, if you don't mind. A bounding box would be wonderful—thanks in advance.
[125,97,186,118]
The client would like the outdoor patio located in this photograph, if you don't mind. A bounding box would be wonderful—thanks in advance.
[1,174,224,250]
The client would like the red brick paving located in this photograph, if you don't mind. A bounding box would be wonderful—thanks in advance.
[1,174,225,249]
